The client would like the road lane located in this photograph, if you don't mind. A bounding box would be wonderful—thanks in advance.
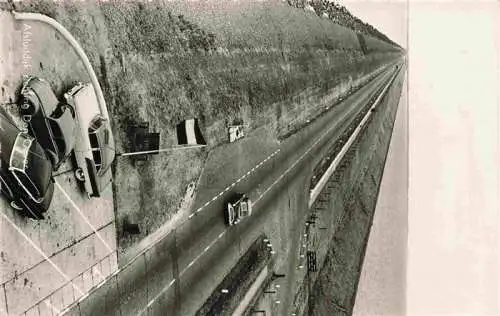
[190,67,394,217]
[63,64,399,316]
[142,66,399,315]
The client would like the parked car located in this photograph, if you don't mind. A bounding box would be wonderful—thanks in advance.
[0,111,54,219]
[225,193,252,226]
[64,83,115,198]
[18,76,77,170]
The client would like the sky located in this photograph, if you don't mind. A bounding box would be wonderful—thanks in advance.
[342,0,408,48]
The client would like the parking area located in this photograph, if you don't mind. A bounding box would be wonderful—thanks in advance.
[0,11,117,315]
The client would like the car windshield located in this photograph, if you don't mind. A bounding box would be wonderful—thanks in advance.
[240,201,248,215]
[9,133,33,171]
[9,134,46,202]
[88,115,114,175]
[89,132,102,173]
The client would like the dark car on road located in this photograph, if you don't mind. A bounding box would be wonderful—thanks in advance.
[0,111,54,219]
[19,76,76,170]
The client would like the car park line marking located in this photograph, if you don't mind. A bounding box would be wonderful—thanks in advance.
[55,181,114,254]
[253,74,394,206]
[93,268,105,282]
[0,212,85,297]
[44,298,61,315]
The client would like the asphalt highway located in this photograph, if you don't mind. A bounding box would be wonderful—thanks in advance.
[68,65,398,316]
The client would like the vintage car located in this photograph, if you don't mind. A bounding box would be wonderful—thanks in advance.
[225,193,252,226]
[0,110,54,219]
[19,76,76,170]
[64,83,115,198]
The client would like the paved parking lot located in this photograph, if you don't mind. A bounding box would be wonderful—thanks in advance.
[0,11,117,315]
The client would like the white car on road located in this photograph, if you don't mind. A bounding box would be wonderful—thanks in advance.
[225,193,252,226]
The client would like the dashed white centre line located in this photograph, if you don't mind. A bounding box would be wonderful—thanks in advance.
[179,230,227,276]
[141,279,176,313]
[186,149,280,219]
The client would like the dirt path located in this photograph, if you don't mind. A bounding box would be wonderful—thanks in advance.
[352,73,407,316]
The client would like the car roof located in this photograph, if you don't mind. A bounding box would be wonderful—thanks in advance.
[23,77,59,114]
[71,83,101,125]
[49,108,76,156]
[25,140,53,195]
[89,116,115,175]
[0,111,22,163]
[0,111,53,196]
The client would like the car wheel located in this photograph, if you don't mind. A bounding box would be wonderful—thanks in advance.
[74,168,85,182]
[20,97,36,116]
[10,201,23,211]
[24,208,44,220]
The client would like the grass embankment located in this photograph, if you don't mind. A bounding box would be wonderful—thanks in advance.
[14,0,402,256]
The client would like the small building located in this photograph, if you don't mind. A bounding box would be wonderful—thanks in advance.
[128,121,160,165]
[228,124,245,143]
